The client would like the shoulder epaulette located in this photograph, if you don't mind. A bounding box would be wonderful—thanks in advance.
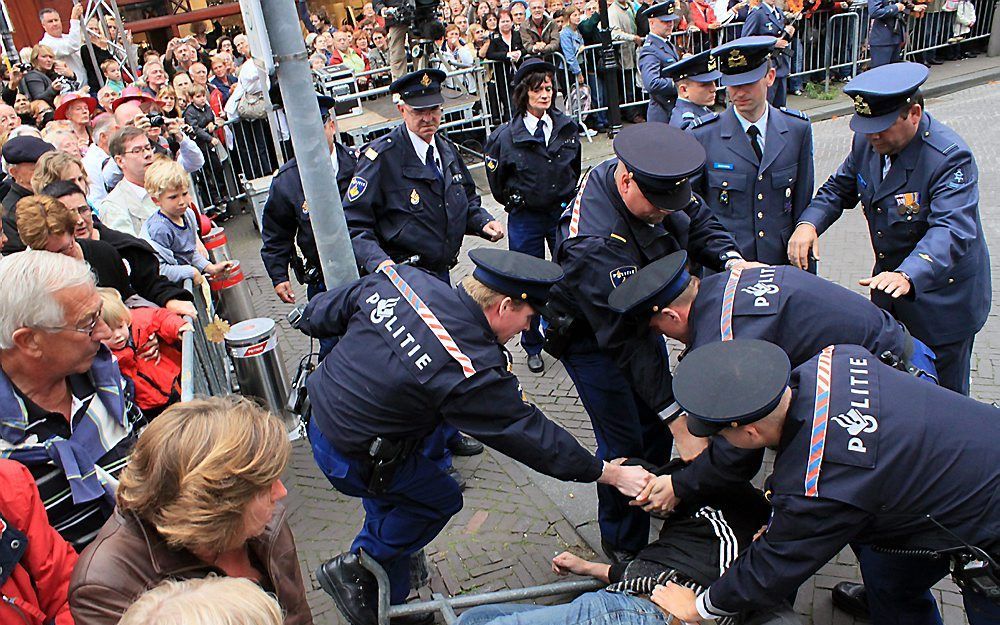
[778,106,810,121]
[691,112,720,128]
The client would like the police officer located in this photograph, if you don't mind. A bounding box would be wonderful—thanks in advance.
[868,0,926,67]
[637,0,681,124]
[689,37,815,268]
[650,339,1000,625]
[740,0,793,106]
[344,69,506,281]
[608,252,938,519]
[663,50,720,130]
[301,249,653,624]
[484,58,582,373]
[789,62,990,396]
[260,94,357,358]
[546,122,752,562]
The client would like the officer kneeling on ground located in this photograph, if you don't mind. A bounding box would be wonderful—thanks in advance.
[296,249,653,625]
[651,339,1000,625]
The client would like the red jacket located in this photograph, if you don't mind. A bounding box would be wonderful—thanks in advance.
[112,307,185,411]
[688,0,718,33]
[0,460,77,625]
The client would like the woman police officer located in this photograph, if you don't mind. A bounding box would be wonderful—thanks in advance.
[484,58,582,373]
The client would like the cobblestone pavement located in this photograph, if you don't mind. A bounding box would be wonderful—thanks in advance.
[225,82,999,624]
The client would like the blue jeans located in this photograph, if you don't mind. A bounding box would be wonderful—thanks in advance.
[789,38,803,92]
[310,420,464,604]
[587,72,609,127]
[456,591,668,625]
[507,208,560,356]
[307,282,337,361]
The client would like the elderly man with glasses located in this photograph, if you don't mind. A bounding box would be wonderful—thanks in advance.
[0,250,144,550]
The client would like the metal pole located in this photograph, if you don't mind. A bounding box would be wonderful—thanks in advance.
[0,0,19,62]
[597,0,623,132]
[253,0,360,289]
[989,0,1000,56]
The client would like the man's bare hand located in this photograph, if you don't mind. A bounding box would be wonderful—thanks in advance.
[631,474,680,514]
[482,220,505,242]
[165,299,197,318]
[598,460,653,498]
[775,38,790,48]
[730,260,767,272]
[551,551,592,576]
[859,271,911,298]
[650,583,700,622]
[669,414,710,462]
[71,3,85,20]
[787,222,818,269]
[274,281,296,304]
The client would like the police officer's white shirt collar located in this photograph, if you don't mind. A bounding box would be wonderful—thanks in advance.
[523,110,553,145]
[646,31,671,44]
[734,105,769,152]
[406,126,440,168]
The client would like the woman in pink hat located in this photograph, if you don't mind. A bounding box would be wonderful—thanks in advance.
[53,92,97,149]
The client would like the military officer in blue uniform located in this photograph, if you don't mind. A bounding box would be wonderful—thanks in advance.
[607,252,938,519]
[651,339,1000,625]
[868,0,925,67]
[663,50,720,130]
[545,122,753,562]
[344,69,506,280]
[637,1,681,124]
[300,249,653,625]
[741,0,793,106]
[261,94,357,359]
[689,37,815,268]
[789,63,990,396]
[484,58,582,373]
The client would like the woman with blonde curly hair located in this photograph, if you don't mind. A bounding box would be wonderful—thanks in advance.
[30,150,89,196]
[68,397,311,625]
[119,577,283,625]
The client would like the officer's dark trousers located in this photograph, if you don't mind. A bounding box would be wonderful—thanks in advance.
[870,44,903,68]
[767,76,788,108]
[507,207,560,357]
[307,282,337,361]
[856,545,1000,624]
[926,335,975,396]
[310,420,464,604]
[560,342,672,553]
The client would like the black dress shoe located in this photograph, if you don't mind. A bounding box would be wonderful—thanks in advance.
[832,581,871,620]
[527,353,545,373]
[601,539,638,565]
[447,435,484,456]
[445,466,467,490]
[316,552,378,625]
[927,58,944,65]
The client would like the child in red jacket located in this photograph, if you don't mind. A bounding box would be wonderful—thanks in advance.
[98,288,191,418]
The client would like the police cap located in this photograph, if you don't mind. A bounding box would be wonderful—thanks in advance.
[844,62,929,134]
[513,58,557,87]
[613,123,705,211]
[608,251,691,315]
[663,50,722,83]
[710,36,778,87]
[390,69,447,109]
[638,0,680,22]
[2,136,55,165]
[468,248,564,308]
[674,339,791,437]
[316,93,337,122]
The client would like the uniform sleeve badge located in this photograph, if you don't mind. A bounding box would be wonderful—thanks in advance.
[949,168,966,188]
[410,189,420,205]
[609,265,637,288]
[485,155,498,171]
[347,176,368,202]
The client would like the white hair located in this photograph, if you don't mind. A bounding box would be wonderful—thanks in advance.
[0,251,96,349]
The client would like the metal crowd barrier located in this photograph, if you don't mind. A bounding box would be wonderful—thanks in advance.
[179,278,233,401]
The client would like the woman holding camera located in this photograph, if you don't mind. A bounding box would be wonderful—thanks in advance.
[23,45,80,106]
[68,397,312,625]
[482,58,582,374]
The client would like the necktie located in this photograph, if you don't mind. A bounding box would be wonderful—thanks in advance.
[533,119,547,144]
[882,154,893,181]
[746,125,763,163]
[426,144,442,181]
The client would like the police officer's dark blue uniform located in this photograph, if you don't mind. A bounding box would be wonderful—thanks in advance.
[344,69,501,279]
[546,123,746,559]
[741,4,791,106]
[796,63,990,395]
[689,37,815,269]
[637,1,681,124]
[484,58,582,373]
[606,254,938,527]
[658,340,1000,625]
[663,51,719,130]
[303,250,646,624]
[260,94,357,359]
[868,0,912,67]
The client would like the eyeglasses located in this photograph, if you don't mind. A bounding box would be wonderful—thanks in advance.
[126,145,154,155]
[34,306,104,337]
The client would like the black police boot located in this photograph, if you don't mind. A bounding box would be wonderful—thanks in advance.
[447,435,484,457]
[445,466,467,490]
[527,353,545,373]
[832,582,871,620]
[316,552,378,625]
[601,539,638,565]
